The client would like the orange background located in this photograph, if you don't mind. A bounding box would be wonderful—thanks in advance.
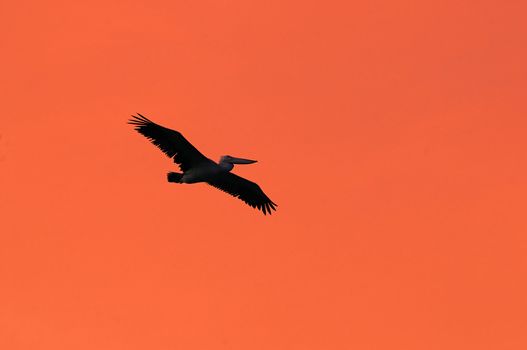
[1,1,526,349]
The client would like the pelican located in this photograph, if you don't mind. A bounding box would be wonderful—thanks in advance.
[128,113,277,215]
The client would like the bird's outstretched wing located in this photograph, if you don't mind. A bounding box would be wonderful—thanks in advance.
[207,172,277,215]
[128,113,210,172]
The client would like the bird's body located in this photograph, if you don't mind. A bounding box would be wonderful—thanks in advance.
[128,114,277,215]
[174,160,219,184]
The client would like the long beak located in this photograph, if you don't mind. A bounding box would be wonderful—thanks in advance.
[230,157,257,164]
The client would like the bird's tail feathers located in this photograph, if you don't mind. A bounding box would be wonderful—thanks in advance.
[167,172,183,183]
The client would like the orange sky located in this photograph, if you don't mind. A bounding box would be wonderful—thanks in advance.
[1,1,526,349]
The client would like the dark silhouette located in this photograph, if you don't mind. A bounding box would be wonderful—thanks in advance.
[128,114,277,215]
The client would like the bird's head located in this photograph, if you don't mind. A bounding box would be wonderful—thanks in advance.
[220,155,257,167]
[220,156,256,171]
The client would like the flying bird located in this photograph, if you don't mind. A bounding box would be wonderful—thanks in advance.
[128,114,277,215]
